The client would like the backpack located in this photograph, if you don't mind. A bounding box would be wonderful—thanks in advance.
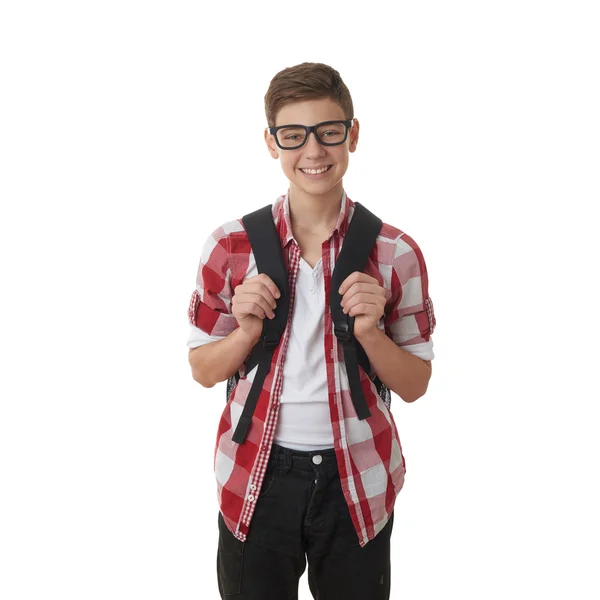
[228,202,391,445]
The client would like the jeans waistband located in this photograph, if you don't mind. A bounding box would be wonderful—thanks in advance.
[269,442,337,474]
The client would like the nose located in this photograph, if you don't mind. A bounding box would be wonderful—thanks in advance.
[303,131,327,156]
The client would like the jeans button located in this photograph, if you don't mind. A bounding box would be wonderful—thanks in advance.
[312,454,322,465]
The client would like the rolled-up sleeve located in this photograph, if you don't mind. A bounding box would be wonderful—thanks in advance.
[383,232,436,361]
[187,227,238,348]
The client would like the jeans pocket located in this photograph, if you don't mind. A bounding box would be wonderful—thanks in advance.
[258,463,279,498]
[217,512,245,596]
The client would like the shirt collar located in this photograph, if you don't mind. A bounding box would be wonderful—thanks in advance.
[277,188,352,248]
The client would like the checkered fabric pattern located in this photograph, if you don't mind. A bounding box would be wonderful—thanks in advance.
[187,189,436,547]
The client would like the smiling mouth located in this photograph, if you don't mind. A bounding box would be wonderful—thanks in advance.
[299,165,333,174]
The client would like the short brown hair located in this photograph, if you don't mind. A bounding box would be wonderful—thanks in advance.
[264,62,354,128]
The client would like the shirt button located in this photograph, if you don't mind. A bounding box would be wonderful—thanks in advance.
[248,495,255,502]
[250,484,257,491]
[312,455,323,465]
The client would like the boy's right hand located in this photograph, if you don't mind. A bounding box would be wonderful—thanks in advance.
[231,274,281,342]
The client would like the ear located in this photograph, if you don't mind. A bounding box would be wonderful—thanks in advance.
[264,128,279,159]
[349,118,359,153]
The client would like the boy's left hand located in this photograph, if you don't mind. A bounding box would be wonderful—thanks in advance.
[338,272,388,339]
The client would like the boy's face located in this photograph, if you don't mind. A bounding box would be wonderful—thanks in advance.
[264,97,359,200]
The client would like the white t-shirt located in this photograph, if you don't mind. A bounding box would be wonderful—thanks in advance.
[271,256,334,451]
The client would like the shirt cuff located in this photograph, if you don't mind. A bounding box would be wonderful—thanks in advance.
[398,339,435,361]
[187,324,227,348]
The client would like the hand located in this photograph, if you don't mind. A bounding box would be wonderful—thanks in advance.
[232,273,281,342]
[338,272,388,339]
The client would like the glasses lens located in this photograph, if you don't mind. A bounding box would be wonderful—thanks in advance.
[276,126,307,148]
[275,122,348,148]
[316,122,347,145]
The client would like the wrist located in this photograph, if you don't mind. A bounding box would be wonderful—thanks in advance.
[237,327,261,346]
[354,325,382,344]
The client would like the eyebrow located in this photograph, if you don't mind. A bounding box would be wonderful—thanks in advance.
[276,120,344,128]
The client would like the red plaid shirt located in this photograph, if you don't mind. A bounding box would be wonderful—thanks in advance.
[187,189,436,547]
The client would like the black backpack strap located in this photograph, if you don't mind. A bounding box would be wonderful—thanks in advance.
[330,202,383,420]
[231,205,290,445]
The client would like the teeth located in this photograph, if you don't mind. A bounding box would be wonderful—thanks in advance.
[301,165,330,175]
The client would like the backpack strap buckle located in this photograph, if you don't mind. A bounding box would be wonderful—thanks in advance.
[332,307,353,342]
[334,320,352,342]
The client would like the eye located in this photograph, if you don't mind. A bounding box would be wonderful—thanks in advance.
[316,123,346,140]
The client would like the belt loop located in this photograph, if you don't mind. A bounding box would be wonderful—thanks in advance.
[271,447,279,469]
[280,447,292,476]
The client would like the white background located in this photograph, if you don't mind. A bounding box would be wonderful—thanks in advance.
[1,1,599,598]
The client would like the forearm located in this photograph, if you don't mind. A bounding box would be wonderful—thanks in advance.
[354,327,431,403]
[189,327,260,388]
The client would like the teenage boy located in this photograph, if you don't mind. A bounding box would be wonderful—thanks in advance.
[187,62,436,599]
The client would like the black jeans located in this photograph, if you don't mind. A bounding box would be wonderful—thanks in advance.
[217,442,394,599]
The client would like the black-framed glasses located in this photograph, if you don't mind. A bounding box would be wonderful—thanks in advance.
[268,119,353,150]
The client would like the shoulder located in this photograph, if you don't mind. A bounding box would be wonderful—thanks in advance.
[226,196,286,251]
[205,218,246,244]
[348,200,421,257]
[200,196,284,268]
[374,218,427,272]
[346,199,429,278]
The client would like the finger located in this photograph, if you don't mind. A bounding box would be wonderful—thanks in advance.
[236,294,276,319]
[245,293,276,318]
[234,301,266,320]
[257,273,281,299]
[236,301,271,321]
[338,272,360,294]
[343,294,381,313]
[243,282,279,307]
[339,272,376,294]
[341,284,382,302]
[347,303,380,317]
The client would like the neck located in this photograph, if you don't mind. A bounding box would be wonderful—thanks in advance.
[288,182,344,233]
